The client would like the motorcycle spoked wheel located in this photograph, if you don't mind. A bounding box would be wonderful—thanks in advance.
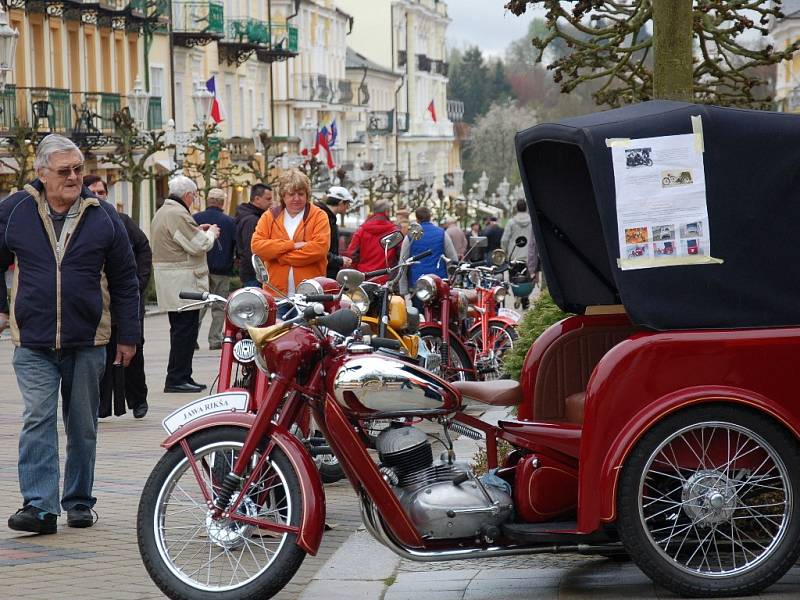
[137,427,306,600]
[418,326,475,382]
[617,405,800,597]
[468,322,518,381]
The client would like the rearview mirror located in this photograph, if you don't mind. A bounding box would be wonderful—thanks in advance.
[408,222,423,241]
[469,235,488,249]
[491,249,507,266]
[336,269,365,291]
[380,230,404,250]
[251,255,269,285]
[515,236,527,248]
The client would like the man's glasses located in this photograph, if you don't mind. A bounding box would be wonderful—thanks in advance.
[51,164,84,179]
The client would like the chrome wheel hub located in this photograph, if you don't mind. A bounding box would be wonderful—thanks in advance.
[205,492,258,549]
[681,469,738,526]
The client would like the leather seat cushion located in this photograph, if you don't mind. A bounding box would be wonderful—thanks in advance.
[451,380,522,406]
[564,392,586,424]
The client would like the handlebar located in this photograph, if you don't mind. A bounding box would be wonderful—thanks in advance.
[364,267,390,279]
[179,291,208,301]
[410,249,433,261]
[369,337,402,351]
[303,293,336,303]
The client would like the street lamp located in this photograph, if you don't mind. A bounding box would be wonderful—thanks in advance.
[0,7,18,93]
[478,171,489,198]
[126,76,151,131]
[300,119,317,154]
[191,81,213,129]
[452,167,464,194]
[252,118,269,153]
[497,176,510,200]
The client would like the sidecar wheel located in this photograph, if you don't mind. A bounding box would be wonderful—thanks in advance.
[617,405,800,597]
[138,427,306,600]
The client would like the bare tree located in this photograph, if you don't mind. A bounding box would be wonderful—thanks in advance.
[0,122,36,193]
[504,0,798,108]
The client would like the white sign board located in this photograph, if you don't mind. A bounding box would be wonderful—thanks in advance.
[162,391,250,435]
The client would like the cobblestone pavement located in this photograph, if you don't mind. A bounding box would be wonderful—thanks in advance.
[0,313,363,600]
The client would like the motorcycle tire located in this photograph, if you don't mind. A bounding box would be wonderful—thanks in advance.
[616,404,800,598]
[138,426,306,600]
[468,321,518,381]
[418,326,475,382]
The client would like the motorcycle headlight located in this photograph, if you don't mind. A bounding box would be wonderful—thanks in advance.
[415,275,437,303]
[226,289,269,329]
[346,286,370,315]
[493,287,507,304]
[296,279,324,297]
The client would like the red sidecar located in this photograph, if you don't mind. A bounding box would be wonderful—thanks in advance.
[504,100,800,597]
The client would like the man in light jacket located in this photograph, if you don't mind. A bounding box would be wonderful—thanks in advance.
[501,199,533,263]
[151,176,220,393]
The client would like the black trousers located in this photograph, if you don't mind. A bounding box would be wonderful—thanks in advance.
[99,322,147,418]
[166,310,200,387]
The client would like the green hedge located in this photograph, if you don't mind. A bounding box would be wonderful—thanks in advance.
[503,291,571,381]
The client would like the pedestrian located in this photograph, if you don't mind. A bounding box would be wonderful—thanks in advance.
[399,207,458,309]
[345,199,400,279]
[194,187,236,350]
[315,185,353,279]
[443,215,468,259]
[482,216,504,263]
[236,183,271,287]
[0,134,140,534]
[84,175,152,419]
[151,175,220,393]
[250,169,329,314]
[501,199,533,263]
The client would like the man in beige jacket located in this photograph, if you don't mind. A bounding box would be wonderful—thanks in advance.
[151,175,220,393]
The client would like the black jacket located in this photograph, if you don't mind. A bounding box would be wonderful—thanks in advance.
[119,212,152,322]
[235,201,265,284]
[315,201,343,279]
[194,206,237,276]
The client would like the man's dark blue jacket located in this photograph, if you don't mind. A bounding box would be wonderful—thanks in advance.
[194,205,236,276]
[0,180,140,349]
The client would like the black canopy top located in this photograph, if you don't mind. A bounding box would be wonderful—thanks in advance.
[515,100,800,330]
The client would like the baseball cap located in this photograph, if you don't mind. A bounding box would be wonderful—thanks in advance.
[326,186,354,204]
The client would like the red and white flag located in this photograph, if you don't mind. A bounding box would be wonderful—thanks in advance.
[427,100,437,123]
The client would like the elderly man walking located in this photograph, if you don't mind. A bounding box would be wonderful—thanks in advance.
[0,134,140,534]
[152,175,220,393]
[194,188,236,350]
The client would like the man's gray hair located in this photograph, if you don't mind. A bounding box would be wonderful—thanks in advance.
[168,175,198,199]
[33,134,83,171]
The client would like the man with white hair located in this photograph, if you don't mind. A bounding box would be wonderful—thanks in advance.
[194,187,236,350]
[151,175,220,393]
[0,134,140,534]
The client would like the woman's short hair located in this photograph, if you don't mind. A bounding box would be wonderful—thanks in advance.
[277,169,310,204]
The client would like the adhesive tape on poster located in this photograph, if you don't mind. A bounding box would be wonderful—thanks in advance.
[691,115,704,153]
[616,255,724,269]
[605,138,631,148]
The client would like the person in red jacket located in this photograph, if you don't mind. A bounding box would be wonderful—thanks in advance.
[346,199,400,276]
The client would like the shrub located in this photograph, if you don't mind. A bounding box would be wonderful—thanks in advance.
[502,291,571,381]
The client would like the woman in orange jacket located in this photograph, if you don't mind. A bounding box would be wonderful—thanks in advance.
[251,169,330,297]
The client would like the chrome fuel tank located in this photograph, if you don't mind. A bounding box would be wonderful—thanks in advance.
[331,355,460,418]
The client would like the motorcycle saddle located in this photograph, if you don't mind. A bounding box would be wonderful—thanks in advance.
[451,380,522,406]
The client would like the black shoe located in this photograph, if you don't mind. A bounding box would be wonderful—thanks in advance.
[133,401,148,419]
[187,379,207,391]
[164,382,204,393]
[67,505,94,528]
[8,506,57,534]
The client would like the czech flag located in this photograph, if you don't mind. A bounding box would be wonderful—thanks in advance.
[206,76,226,124]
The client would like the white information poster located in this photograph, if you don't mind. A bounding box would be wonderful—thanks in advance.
[610,124,718,270]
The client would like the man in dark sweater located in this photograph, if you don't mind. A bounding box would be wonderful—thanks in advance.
[84,175,152,419]
[194,188,236,349]
[235,183,271,287]
[315,185,353,279]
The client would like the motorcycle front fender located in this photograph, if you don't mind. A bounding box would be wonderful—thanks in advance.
[161,412,326,556]
[467,316,518,336]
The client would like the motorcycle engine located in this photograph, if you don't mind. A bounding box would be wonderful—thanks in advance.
[376,425,513,541]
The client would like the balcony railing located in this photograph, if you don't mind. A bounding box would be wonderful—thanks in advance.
[447,99,464,123]
[431,59,449,76]
[291,74,358,104]
[416,54,431,72]
[367,110,394,135]
[0,86,17,131]
[255,22,299,63]
[148,96,163,130]
[172,1,224,47]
